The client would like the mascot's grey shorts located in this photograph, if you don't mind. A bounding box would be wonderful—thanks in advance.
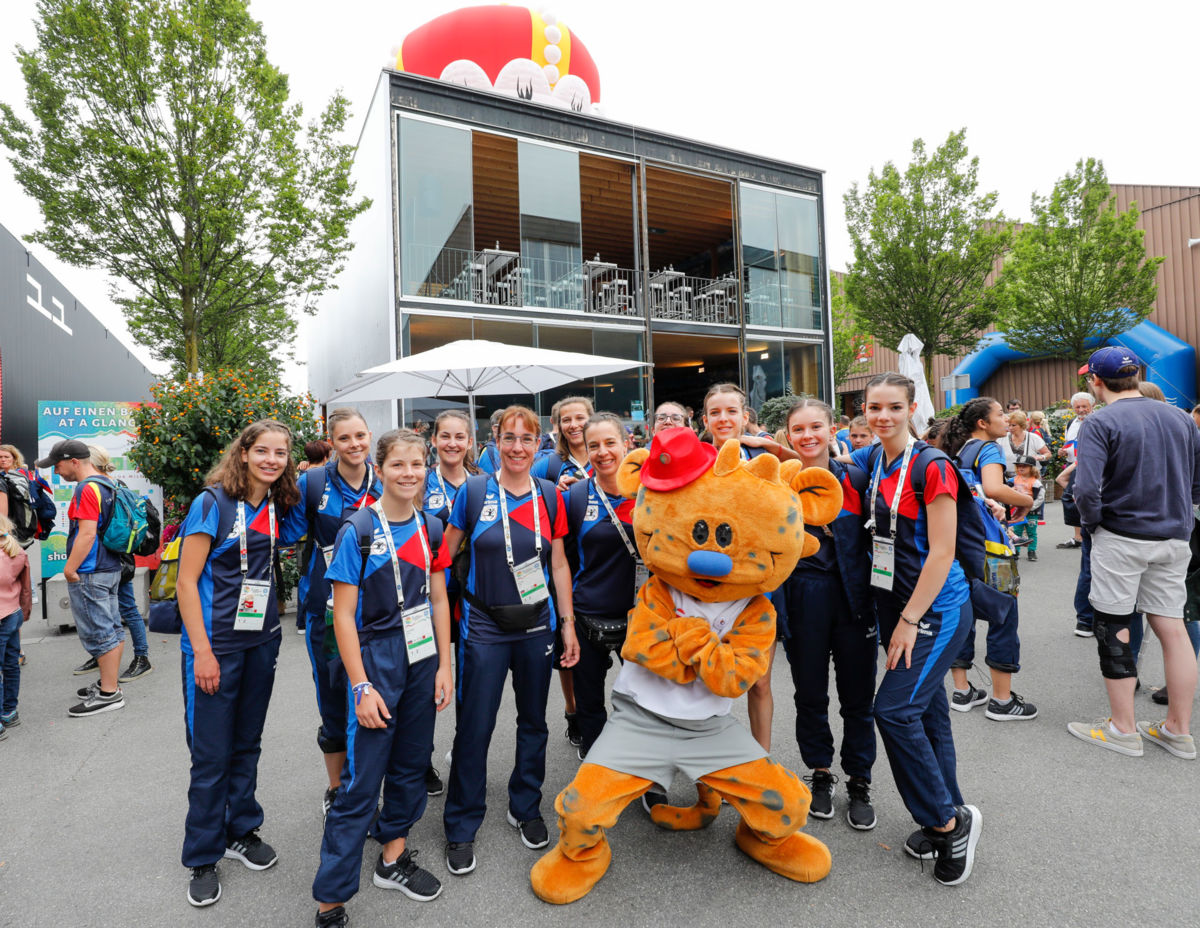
[584,693,767,790]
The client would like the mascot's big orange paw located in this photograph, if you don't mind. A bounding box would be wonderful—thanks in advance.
[649,782,722,831]
[530,841,612,905]
[735,820,832,883]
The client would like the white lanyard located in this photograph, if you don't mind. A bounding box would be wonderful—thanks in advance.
[348,464,374,510]
[498,477,541,569]
[434,467,449,498]
[865,438,915,539]
[236,497,276,578]
[593,479,638,560]
[566,454,590,478]
[370,501,431,607]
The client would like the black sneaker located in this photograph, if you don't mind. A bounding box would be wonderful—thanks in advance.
[315,905,349,927]
[224,829,278,870]
[565,712,582,747]
[845,777,876,830]
[425,764,444,797]
[68,687,124,717]
[506,810,550,849]
[445,841,476,875]
[904,829,936,860]
[73,656,99,675]
[950,684,988,712]
[373,848,443,900]
[984,692,1038,721]
[577,745,587,761]
[1152,686,1170,706]
[1056,539,1081,549]
[323,787,338,821]
[924,804,982,886]
[187,864,221,907]
[641,790,668,815]
[1026,550,1038,562]
[1074,623,1095,638]
[118,655,153,682]
[804,770,836,819]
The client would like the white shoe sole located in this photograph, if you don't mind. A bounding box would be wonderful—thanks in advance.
[445,851,476,875]
[935,805,982,886]
[68,699,124,717]
[905,840,935,861]
[373,870,443,901]
[1067,723,1143,756]
[223,847,278,871]
[846,809,877,830]
[808,803,835,820]
[187,883,221,907]
[1136,724,1197,760]
[119,666,153,683]
[1074,629,1095,638]
[506,810,550,849]
[984,707,1039,721]
[950,695,988,713]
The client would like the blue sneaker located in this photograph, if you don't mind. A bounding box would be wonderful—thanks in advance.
[0,710,18,728]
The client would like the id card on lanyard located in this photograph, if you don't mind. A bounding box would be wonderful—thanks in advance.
[234,497,276,631]
[865,440,915,592]
[593,480,646,593]
[371,502,435,664]
[500,478,549,605]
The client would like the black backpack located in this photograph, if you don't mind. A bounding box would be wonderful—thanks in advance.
[1,471,40,547]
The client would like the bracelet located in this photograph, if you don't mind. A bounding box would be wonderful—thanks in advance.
[899,614,920,627]
[560,615,575,624]
[352,682,374,706]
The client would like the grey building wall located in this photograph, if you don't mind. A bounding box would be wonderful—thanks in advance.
[0,222,155,457]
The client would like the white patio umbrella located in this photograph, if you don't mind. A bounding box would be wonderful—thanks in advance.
[327,339,650,426]
[897,333,937,435]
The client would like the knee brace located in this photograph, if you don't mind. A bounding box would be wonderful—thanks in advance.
[1094,611,1136,679]
[317,725,346,755]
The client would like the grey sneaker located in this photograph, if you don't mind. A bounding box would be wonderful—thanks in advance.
[119,655,153,682]
[1067,718,1144,756]
[1136,720,1196,760]
[68,687,124,717]
[951,684,988,712]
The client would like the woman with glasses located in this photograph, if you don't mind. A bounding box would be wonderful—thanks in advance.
[651,402,689,435]
[441,406,580,876]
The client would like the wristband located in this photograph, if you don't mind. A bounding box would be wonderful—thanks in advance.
[560,615,575,624]
[899,614,920,627]
[352,682,374,705]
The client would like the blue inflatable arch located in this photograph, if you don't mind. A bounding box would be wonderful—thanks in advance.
[948,320,1196,409]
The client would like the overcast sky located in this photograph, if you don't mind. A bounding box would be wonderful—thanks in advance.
[3,0,1197,386]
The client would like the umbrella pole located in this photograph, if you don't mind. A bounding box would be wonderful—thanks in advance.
[468,392,477,444]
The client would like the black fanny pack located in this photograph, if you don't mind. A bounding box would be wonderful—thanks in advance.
[577,612,628,650]
[464,589,547,634]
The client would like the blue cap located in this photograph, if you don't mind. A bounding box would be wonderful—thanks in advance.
[1081,346,1141,379]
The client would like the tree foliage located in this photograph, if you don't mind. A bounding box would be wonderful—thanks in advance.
[128,369,320,522]
[829,274,872,391]
[843,129,1009,386]
[0,0,370,376]
[989,158,1162,363]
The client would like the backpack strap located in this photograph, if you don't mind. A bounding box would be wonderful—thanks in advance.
[304,463,330,533]
[564,479,591,576]
[533,476,560,528]
[342,506,377,586]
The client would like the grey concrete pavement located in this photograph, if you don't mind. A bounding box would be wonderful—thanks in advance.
[2,504,1198,928]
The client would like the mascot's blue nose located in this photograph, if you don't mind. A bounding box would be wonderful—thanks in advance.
[688,550,733,577]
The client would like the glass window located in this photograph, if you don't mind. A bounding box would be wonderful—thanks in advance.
[776,194,822,330]
[784,341,824,399]
[519,141,582,311]
[536,325,595,418]
[398,118,474,299]
[745,339,785,413]
[592,329,645,424]
[740,185,780,328]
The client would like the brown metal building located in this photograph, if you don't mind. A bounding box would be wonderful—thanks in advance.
[836,184,1200,412]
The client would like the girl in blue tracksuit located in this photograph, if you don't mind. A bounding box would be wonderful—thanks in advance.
[849,372,981,887]
[564,412,640,758]
[176,419,306,908]
[293,408,383,816]
[312,429,453,928]
[780,398,877,830]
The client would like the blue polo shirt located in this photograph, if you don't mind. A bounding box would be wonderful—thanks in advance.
[566,477,638,616]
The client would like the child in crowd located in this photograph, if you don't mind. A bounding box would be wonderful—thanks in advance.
[847,416,874,450]
[0,515,32,740]
[1009,455,1044,562]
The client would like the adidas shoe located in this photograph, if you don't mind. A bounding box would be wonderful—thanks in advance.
[950,684,988,712]
[804,769,836,819]
[924,804,982,886]
[845,777,876,830]
[224,829,278,870]
[984,692,1038,721]
[372,848,443,901]
[187,864,221,907]
[904,829,935,860]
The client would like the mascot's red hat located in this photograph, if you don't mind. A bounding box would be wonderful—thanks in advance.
[640,427,716,491]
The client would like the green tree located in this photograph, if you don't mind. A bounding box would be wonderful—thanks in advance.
[843,129,1009,388]
[829,274,872,391]
[0,0,369,376]
[990,158,1162,364]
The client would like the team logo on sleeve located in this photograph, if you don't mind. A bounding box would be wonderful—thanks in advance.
[585,504,599,522]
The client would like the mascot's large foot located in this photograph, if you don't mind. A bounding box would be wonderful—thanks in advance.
[735,820,832,883]
[650,782,722,831]
[531,840,613,905]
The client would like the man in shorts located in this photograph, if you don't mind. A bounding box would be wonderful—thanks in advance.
[1067,348,1200,759]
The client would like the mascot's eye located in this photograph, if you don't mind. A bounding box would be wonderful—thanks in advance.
[715,523,733,547]
[692,520,709,544]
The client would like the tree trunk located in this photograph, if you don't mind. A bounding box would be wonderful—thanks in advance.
[182,226,198,375]
[924,352,936,409]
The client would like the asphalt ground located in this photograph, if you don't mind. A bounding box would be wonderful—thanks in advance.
[2,503,1198,928]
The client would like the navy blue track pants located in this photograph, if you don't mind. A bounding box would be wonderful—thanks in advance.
[781,571,878,779]
[306,612,348,752]
[312,633,436,904]
[180,635,280,868]
[873,597,971,828]
[443,630,553,843]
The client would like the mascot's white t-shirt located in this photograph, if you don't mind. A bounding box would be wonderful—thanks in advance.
[612,588,752,720]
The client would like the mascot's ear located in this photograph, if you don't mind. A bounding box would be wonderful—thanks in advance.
[743,451,780,483]
[713,438,744,476]
[617,448,650,498]
[787,467,843,527]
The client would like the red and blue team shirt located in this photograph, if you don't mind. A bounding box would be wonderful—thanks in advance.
[422,469,464,525]
[449,474,568,644]
[179,486,303,656]
[325,510,451,640]
[66,478,120,574]
[288,464,381,619]
[532,452,593,484]
[792,461,865,575]
[566,477,638,616]
[851,442,970,614]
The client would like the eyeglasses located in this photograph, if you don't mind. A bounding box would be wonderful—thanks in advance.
[655,413,685,424]
[499,434,538,448]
